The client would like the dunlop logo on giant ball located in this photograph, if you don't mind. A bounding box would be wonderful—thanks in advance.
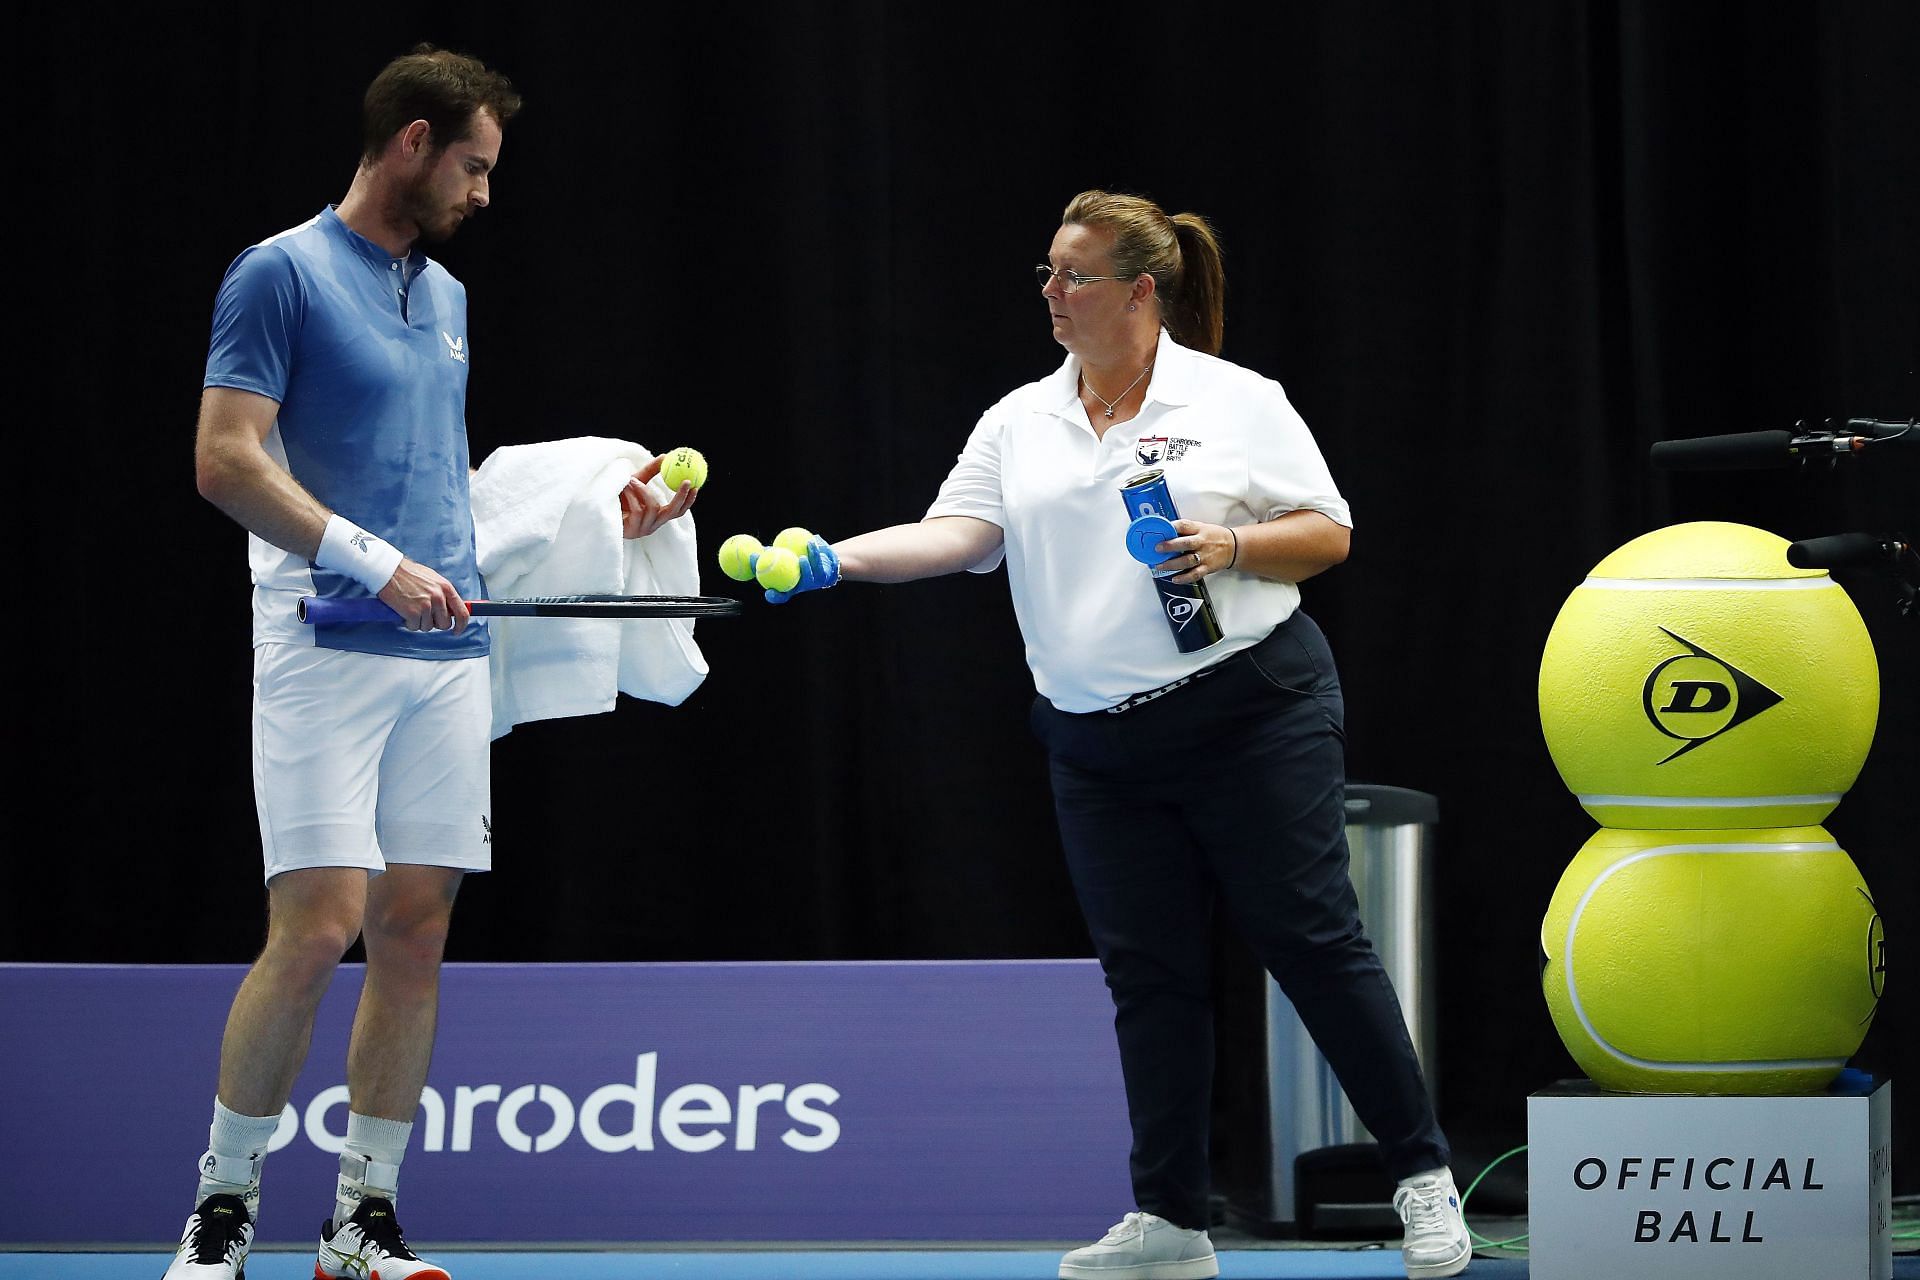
[1641,627,1783,763]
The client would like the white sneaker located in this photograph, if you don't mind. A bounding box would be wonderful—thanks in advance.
[1058,1211,1219,1280]
[315,1197,450,1279]
[161,1194,253,1279]
[1394,1169,1472,1278]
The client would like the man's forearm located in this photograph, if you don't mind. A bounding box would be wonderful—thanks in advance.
[195,434,333,561]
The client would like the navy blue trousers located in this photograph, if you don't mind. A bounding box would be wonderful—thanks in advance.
[1030,611,1449,1230]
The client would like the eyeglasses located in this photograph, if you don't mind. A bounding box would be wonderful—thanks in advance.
[1035,264,1132,292]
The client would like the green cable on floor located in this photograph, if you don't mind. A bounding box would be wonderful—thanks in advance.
[1891,1193,1920,1241]
[1459,1144,1529,1254]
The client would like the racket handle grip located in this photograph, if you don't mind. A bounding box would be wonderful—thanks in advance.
[298,596,401,625]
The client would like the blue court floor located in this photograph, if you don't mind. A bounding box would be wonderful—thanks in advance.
[0,1249,1533,1280]
[9,1244,1917,1279]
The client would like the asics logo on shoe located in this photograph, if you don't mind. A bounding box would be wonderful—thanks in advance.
[333,1242,377,1276]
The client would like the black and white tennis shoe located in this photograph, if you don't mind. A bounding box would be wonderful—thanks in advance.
[162,1193,253,1279]
[315,1196,450,1280]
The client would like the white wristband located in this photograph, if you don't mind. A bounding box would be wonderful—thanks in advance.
[316,515,405,594]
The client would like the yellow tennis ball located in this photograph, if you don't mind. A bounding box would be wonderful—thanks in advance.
[755,545,802,593]
[1538,521,1878,828]
[661,446,708,492]
[717,534,763,583]
[772,526,814,558]
[1541,825,1882,1095]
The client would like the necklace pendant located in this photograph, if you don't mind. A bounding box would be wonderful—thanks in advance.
[1104,408,1114,418]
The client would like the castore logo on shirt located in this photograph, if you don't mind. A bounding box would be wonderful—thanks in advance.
[443,332,468,363]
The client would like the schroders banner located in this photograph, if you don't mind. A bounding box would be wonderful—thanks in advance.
[0,962,1132,1244]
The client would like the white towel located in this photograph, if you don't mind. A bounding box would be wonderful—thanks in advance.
[471,436,707,739]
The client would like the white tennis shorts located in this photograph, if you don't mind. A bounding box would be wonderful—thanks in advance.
[252,644,493,883]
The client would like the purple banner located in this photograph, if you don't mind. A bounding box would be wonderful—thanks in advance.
[0,962,1131,1244]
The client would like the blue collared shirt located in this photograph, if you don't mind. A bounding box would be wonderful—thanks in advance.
[205,206,489,658]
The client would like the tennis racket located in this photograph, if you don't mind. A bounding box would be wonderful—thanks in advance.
[299,594,744,625]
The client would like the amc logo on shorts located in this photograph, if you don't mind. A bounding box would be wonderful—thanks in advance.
[1641,628,1784,763]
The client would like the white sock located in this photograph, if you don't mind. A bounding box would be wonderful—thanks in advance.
[334,1112,413,1227]
[196,1098,280,1219]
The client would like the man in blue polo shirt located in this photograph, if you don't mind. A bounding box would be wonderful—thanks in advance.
[168,47,692,1280]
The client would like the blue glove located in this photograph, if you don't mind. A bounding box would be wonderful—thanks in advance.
[765,535,842,604]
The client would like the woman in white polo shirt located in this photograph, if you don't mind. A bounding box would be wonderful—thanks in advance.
[776,190,1471,1280]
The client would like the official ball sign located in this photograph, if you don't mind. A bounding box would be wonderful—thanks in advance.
[1528,1078,1892,1280]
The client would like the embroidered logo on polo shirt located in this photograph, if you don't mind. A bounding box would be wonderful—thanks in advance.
[1136,435,1202,465]
[443,332,468,363]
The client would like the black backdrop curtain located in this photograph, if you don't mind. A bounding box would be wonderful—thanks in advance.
[16,2,1916,1193]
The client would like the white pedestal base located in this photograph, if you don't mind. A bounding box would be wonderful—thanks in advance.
[1527,1076,1892,1280]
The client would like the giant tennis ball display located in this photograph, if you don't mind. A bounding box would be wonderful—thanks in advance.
[1538,522,1878,829]
[1541,826,1883,1095]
